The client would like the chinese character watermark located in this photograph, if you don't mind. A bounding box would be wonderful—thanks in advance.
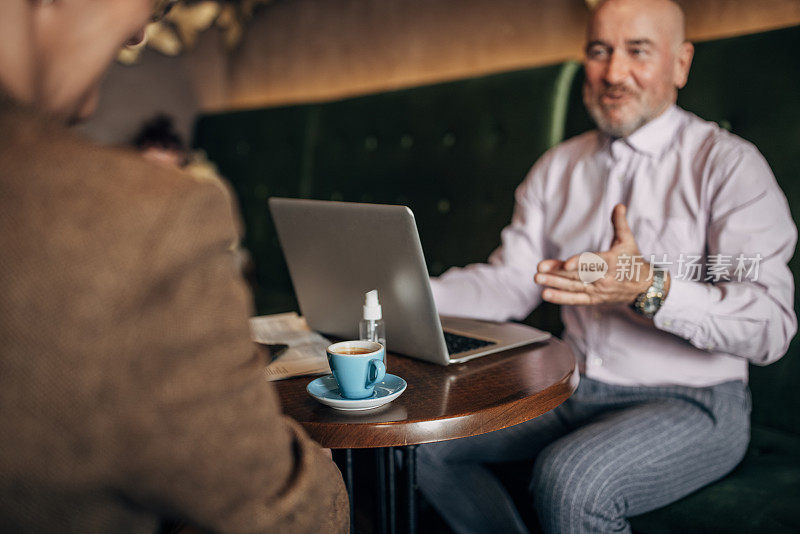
[616,253,647,282]
[603,253,763,283]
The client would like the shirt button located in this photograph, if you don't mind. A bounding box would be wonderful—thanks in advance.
[592,357,603,366]
[664,320,673,327]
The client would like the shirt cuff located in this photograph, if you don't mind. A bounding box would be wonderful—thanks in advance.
[653,276,709,340]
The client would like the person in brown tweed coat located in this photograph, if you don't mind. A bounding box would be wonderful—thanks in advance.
[0,1,348,532]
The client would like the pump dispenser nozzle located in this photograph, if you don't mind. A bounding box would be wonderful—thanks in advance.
[363,289,382,320]
[360,289,386,350]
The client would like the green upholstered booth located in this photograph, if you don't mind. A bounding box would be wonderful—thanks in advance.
[194,62,578,318]
[193,25,800,533]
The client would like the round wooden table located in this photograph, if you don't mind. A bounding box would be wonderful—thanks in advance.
[275,338,578,534]
[275,337,578,448]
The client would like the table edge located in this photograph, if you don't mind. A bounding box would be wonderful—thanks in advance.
[303,356,580,449]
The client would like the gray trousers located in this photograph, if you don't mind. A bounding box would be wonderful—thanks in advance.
[417,376,751,534]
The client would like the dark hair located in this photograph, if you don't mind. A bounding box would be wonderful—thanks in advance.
[133,114,185,153]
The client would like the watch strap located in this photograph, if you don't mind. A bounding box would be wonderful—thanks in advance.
[632,268,667,319]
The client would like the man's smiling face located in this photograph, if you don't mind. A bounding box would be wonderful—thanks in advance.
[582,0,693,137]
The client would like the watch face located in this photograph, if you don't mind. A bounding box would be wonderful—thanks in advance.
[643,297,662,314]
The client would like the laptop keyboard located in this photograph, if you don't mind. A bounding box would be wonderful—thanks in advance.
[444,331,496,355]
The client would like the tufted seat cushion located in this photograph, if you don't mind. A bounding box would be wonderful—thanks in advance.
[195,62,580,314]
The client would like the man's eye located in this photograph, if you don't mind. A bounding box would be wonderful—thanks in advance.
[630,48,649,58]
[588,47,610,60]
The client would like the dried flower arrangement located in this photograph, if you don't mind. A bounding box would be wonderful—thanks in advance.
[119,0,273,64]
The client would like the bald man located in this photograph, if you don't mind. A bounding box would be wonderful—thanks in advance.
[0,1,347,532]
[418,0,796,532]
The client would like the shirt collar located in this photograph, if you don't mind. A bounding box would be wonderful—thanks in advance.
[604,105,683,160]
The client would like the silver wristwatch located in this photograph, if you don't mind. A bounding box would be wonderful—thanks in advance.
[632,268,667,319]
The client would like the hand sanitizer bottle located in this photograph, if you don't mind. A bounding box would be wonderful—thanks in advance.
[359,289,386,356]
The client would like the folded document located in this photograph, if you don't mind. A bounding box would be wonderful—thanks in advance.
[250,312,331,381]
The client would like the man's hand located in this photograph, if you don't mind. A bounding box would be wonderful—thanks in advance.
[534,204,667,306]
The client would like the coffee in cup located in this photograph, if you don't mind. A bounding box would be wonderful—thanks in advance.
[333,347,374,355]
[326,340,386,399]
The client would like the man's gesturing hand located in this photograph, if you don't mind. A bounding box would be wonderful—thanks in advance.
[534,204,666,306]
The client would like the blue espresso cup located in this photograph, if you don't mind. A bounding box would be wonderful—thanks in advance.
[326,340,386,399]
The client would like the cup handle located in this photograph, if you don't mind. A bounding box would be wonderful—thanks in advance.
[366,358,386,388]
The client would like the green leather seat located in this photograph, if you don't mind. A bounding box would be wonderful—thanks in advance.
[194,62,579,315]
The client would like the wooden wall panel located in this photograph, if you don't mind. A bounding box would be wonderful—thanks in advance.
[223,0,588,109]
[683,0,800,41]
[185,0,800,111]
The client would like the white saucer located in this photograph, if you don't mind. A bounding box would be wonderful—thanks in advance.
[306,374,407,411]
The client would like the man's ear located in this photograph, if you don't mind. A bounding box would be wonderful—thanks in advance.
[674,41,694,90]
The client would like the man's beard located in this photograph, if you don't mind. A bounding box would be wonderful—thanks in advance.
[583,83,649,138]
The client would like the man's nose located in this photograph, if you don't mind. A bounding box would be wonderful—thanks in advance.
[603,52,629,85]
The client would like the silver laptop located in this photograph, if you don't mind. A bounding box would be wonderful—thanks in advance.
[268,198,550,365]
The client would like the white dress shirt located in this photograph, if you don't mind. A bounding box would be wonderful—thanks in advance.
[431,105,797,387]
